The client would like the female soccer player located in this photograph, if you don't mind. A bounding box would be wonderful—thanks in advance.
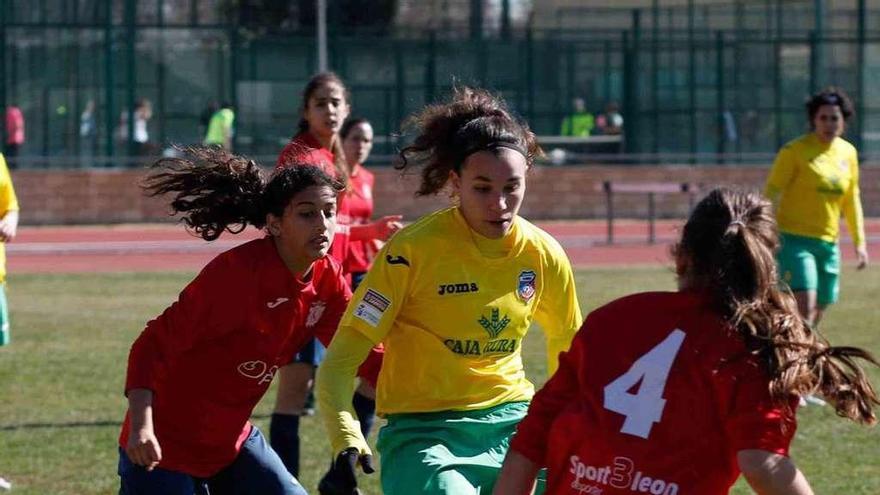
[494,188,879,495]
[315,87,583,495]
[0,152,18,346]
[118,148,379,494]
[765,87,868,327]
[272,72,399,478]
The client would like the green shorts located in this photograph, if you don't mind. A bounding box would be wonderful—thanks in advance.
[778,232,840,306]
[377,401,544,495]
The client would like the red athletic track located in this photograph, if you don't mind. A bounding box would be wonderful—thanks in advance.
[9,220,879,274]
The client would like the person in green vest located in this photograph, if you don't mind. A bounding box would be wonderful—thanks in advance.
[560,97,594,137]
[203,102,235,150]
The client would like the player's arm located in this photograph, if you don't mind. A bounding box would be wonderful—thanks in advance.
[125,388,162,471]
[533,244,583,376]
[316,238,412,455]
[0,154,19,243]
[493,450,538,495]
[506,330,585,470]
[764,145,797,206]
[126,257,243,394]
[316,327,376,457]
[841,155,868,268]
[737,450,814,495]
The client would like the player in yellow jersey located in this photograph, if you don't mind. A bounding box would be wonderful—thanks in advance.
[315,87,583,495]
[765,87,868,327]
[0,153,18,346]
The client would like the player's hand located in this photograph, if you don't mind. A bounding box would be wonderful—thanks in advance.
[0,219,16,243]
[372,215,403,241]
[856,246,869,270]
[125,427,163,471]
[318,448,375,495]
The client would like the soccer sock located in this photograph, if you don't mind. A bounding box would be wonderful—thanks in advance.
[352,392,376,440]
[269,413,301,477]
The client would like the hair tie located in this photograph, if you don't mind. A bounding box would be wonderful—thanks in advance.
[729,220,747,229]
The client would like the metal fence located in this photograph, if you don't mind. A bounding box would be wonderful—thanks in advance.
[3,0,880,167]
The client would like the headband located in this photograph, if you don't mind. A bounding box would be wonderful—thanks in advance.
[462,141,528,160]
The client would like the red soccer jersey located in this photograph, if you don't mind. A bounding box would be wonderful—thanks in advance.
[344,165,378,273]
[511,291,797,495]
[119,237,358,477]
[276,133,351,267]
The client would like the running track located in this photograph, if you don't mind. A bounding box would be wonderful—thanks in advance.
[8,220,879,274]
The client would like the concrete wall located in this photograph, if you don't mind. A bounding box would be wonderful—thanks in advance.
[12,164,880,225]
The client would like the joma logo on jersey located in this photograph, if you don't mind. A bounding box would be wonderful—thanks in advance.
[478,308,510,338]
[438,282,479,296]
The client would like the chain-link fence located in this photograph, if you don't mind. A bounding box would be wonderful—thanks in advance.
[3,0,880,167]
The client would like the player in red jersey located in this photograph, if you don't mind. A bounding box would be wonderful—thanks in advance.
[273,72,399,479]
[118,148,379,495]
[495,188,879,495]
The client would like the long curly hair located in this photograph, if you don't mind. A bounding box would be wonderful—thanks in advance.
[143,147,343,241]
[397,87,542,196]
[675,188,879,424]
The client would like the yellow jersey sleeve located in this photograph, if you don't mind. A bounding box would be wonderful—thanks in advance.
[765,144,797,206]
[315,326,375,455]
[339,235,414,344]
[842,152,866,248]
[532,241,582,377]
[0,154,19,214]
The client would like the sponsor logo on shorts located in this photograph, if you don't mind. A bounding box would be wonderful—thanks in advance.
[353,289,391,327]
[568,456,679,495]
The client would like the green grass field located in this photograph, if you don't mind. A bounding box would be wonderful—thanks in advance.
[0,266,878,494]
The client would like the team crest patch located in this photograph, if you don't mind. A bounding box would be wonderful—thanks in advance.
[305,301,326,328]
[517,270,537,303]
[839,159,849,173]
[353,289,391,328]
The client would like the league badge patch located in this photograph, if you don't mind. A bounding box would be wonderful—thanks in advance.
[517,270,536,303]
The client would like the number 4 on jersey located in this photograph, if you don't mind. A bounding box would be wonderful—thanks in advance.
[603,329,686,439]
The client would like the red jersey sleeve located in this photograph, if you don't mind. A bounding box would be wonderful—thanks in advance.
[310,258,384,387]
[510,330,585,464]
[125,255,246,394]
[717,358,798,455]
[313,259,353,348]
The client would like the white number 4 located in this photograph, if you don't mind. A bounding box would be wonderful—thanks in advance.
[603,329,686,439]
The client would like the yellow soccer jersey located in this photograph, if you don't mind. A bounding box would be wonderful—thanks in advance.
[765,134,865,247]
[339,207,582,415]
[0,155,19,282]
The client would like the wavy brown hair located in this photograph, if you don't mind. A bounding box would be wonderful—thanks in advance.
[675,188,879,424]
[143,147,343,241]
[397,87,542,196]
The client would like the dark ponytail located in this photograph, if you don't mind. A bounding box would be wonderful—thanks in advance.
[398,86,542,196]
[675,188,879,424]
[143,147,343,241]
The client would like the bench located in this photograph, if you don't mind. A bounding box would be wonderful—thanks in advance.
[597,181,699,244]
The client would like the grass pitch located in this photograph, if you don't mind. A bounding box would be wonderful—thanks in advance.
[0,266,878,494]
